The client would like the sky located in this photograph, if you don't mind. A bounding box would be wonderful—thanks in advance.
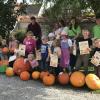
[17,0,31,4]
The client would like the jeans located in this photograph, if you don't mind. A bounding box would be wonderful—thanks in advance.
[75,54,90,73]
[40,59,48,71]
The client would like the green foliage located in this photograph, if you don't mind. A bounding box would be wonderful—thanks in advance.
[0,0,27,38]
[15,30,26,43]
[32,0,99,21]
[0,0,17,38]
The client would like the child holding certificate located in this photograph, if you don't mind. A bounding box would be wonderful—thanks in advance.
[49,39,61,75]
[75,28,92,73]
[91,39,100,77]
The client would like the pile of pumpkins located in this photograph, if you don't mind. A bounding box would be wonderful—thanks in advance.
[4,57,100,90]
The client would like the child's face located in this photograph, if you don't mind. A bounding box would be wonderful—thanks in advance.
[42,38,48,44]
[27,34,32,39]
[61,35,67,40]
[28,55,34,61]
[82,30,90,38]
[49,37,54,41]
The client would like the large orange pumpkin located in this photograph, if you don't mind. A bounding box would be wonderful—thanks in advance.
[20,71,30,81]
[58,72,69,85]
[40,71,49,80]
[43,74,55,86]
[85,74,100,90]
[70,71,85,87]
[13,57,31,75]
[32,71,40,80]
[6,67,14,77]
[2,47,9,54]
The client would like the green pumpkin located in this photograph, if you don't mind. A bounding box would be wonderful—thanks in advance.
[0,65,7,73]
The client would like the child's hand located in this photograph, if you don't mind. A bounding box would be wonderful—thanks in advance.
[86,48,91,52]
[24,58,28,63]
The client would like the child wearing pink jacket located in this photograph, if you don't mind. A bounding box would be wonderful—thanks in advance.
[23,31,36,56]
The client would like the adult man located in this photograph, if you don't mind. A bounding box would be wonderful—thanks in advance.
[27,16,42,49]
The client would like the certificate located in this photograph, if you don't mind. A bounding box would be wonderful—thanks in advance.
[79,41,90,55]
[9,55,16,62]
[36,51,41,60]
[50,54,58,67]
[91,51,100,66]
[73,45,76,56]
[18,44,26,56]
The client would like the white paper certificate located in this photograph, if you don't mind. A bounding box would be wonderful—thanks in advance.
[9,55,16,62]
[36,51,41,60]
[91,51,100,66]
[79,41,90,55]
[18,44,26,56]
[50,54,58,67]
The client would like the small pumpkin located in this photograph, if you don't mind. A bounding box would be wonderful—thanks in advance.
[20,71,30,81]
[58,72,69,85]
[2,47,9,54]
[40,71,49,80]
[70,71,85,87]
[85,74,100,90]
[32,71,40,80]
[6,67,14,77]
[43,74,55,86]
[0,60,9,66]
[13,57,31,75]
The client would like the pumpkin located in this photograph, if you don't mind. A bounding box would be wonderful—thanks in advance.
[58,72,69,85]
[40,71,49,80]
[13,57,31,75]
[85,74,100,90]
[2,47,9,54]
[43,74,55,86]
[70,71,85,87]
[6,67,14,77]
[20,71,30,81]
[0,60,9,66]
[32,71,40,80]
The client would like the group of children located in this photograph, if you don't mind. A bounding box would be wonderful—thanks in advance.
[0,28,100,77]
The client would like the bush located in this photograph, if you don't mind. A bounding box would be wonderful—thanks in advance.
[15,30,26,43]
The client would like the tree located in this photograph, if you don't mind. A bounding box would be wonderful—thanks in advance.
[29,0,100,20]
[0,0,26,38]
[87,0,100,15]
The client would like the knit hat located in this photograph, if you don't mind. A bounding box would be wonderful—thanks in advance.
[48,32,55,37]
